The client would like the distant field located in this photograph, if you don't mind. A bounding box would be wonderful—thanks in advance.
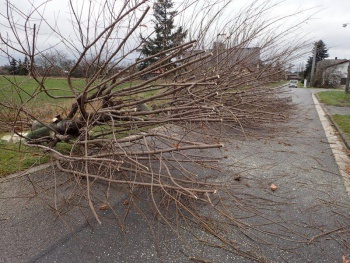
[269,80,288,87]
[0,75,139,119]
[0,75,84,124]
[0,75,153,130]
[0,75,143,102]
[0,75,86,103]
[0,76,88,176]
[0,75,155,176]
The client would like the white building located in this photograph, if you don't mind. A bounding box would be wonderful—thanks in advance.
[316,58,349,88]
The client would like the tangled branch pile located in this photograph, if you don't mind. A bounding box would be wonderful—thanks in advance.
[0,0,310,261]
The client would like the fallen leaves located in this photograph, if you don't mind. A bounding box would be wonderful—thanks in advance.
[99,204,108,210]
[270,184,277,191]
[172,143,180,149]
[345,165,350,175]
[234,174,241,181]
[343,255,350,263]
[277,141,292,146]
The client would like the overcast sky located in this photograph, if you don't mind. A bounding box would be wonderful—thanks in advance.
[282,0,350,67]
[0,0,349,69]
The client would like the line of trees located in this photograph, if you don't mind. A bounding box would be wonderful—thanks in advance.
[3,0,187,78]
[5,57,30,75]
[3,53,120,78]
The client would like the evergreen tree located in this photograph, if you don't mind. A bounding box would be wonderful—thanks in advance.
[303,57,313,80]
[138,0,187,71]
[303,40,329,79]
[22,56,30,75]
[17,59,23,75]
[9,58,17,75]
[17,59,29,75]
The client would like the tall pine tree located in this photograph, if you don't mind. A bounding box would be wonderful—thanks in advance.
[304,40,329,80]
[9,58,17,75]
[17,58,29,75]
[138,0,187,71]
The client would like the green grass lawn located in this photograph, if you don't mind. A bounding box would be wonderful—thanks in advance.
[0,76,84,176]
[317,90,350,107]
[332,115,350,141]
[0,75,142,105]
[0,140,49,177]
[0,75,84,123]
[268,80,288,87]
[0,75,158,176]
[317,90,350,144]
[0,138,77,177]
[0,75,86,102]
[0,75,145,122]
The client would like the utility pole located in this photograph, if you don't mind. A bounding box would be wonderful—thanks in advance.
[216,33,226,71]
[343,22,350,93]
[310,42,317,87]
[345,61,350,94]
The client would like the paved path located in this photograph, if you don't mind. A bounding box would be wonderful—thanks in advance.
[1,88,350,262]
[324,104,350,116]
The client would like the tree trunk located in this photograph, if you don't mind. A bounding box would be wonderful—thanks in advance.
[345,61,350,94]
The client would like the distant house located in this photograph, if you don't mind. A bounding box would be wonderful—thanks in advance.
[286,73,300,80]
[315,58,349,88]
[182,43,261,72]
[211,42,261,72]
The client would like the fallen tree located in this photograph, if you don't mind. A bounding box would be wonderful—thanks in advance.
[0,0,313,261]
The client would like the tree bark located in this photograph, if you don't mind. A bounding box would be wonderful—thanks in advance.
[345,61,350,94]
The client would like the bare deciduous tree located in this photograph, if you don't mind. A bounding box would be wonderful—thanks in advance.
[0,0,313,261]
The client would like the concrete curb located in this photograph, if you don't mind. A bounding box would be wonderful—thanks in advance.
[0,162,54,183]
[314,93,350,150]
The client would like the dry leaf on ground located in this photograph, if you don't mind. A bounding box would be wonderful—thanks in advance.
[270,184,277,191]
[345,165,350,175]
[99,204,108,210]
[342,255,350,263]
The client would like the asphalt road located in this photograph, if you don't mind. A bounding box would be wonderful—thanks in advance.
[1,87,350,263]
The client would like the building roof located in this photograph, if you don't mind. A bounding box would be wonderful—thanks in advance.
[317,59,349,69]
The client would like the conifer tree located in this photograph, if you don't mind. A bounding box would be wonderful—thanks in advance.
[304,40,329,79]
[138,0,187,71]
[9,58,17,75]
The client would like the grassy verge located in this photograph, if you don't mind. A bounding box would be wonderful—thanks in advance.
[0,75,159,176]
[332,115,350,141]
[268,80,288,87]
[0,140,49,177]
[0,138,76,177]
[317,90,350,107]
[317,90,350,145]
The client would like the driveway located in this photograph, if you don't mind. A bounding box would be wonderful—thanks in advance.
[1,88,350,263]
